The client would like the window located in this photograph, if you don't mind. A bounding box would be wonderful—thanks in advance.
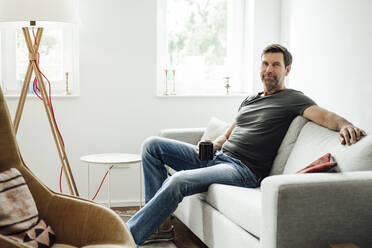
[157,0,254,96]
[0,26,79,96]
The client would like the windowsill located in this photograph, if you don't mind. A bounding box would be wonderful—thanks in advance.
[156,92,248,98]
[4,94,80,99]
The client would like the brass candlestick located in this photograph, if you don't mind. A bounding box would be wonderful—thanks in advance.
[170,69,176,95]
[163,69,169,95]
[224,77,231,95]
[65,72,72,95]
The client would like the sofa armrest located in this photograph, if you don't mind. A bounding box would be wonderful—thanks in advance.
[261,171,372,248]
[159,128,205,145]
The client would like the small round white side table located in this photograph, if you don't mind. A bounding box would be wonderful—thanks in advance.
[80,153,142,209]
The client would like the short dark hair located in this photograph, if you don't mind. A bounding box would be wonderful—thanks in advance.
[261,44,292,67]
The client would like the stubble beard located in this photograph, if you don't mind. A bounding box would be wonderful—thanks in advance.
[261,74,282,92]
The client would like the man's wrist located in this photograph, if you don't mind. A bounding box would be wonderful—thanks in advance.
[339,121,353,131]
[213,135,227,151]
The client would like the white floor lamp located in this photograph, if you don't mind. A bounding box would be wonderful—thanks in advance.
[0,0,79,196]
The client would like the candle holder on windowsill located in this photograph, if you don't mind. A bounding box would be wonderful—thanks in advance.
[65,72,72,95]
[224,77,231,95]
[163,69,169,96]
[163,68,176,96]
[169,69,176,95]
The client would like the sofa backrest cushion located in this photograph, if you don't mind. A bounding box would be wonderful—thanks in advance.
[200,117,229,142]
[283,121,372,174]
[269,116,309,176]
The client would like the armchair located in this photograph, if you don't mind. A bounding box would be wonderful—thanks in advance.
[0,87,136,248]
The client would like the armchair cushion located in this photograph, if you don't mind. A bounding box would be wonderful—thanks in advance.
[10,219,56,248]
[0,168,39,235]
[0,168,56,247]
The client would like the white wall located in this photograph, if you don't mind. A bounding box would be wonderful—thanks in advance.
[7,0,370,206]
[281,0,372,128]
[252,0,282,92]
[4,0,281,206]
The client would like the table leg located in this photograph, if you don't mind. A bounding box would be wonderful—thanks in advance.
[88,164,90,199]
[108,165,111,208]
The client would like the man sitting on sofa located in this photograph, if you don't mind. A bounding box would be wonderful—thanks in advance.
[126,44,366,245]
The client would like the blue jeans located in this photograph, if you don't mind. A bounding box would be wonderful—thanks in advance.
[126,136,259,245]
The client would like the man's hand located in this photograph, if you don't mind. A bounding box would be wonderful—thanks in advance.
[195,121,236,155]
[339,124,367,145]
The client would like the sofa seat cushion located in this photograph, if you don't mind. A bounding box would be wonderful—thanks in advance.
[284,122,372,174]
[206,184,261,238]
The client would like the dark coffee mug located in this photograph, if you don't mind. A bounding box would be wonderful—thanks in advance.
[199,141,214,161]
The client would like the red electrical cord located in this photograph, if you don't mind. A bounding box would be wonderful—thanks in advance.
[91,165,114,201]
[31,30,64,193]
[31,29,113,200]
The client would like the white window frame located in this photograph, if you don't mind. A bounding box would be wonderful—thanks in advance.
[156,0,255,96]
[0,25,79,97]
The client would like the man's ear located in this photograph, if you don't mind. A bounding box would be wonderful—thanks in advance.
[285,65,291,76]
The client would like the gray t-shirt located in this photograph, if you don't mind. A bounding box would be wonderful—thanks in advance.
[222,89,316,181]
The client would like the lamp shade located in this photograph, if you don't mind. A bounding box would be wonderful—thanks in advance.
[0,0,78,27]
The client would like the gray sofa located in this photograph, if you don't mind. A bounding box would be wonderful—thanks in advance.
[159,116,372,248]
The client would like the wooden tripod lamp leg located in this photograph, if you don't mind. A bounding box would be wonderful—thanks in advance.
[13,27,79,196]
[13,28,40,134]
[13,62,33,134]
[31,61,76,196]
